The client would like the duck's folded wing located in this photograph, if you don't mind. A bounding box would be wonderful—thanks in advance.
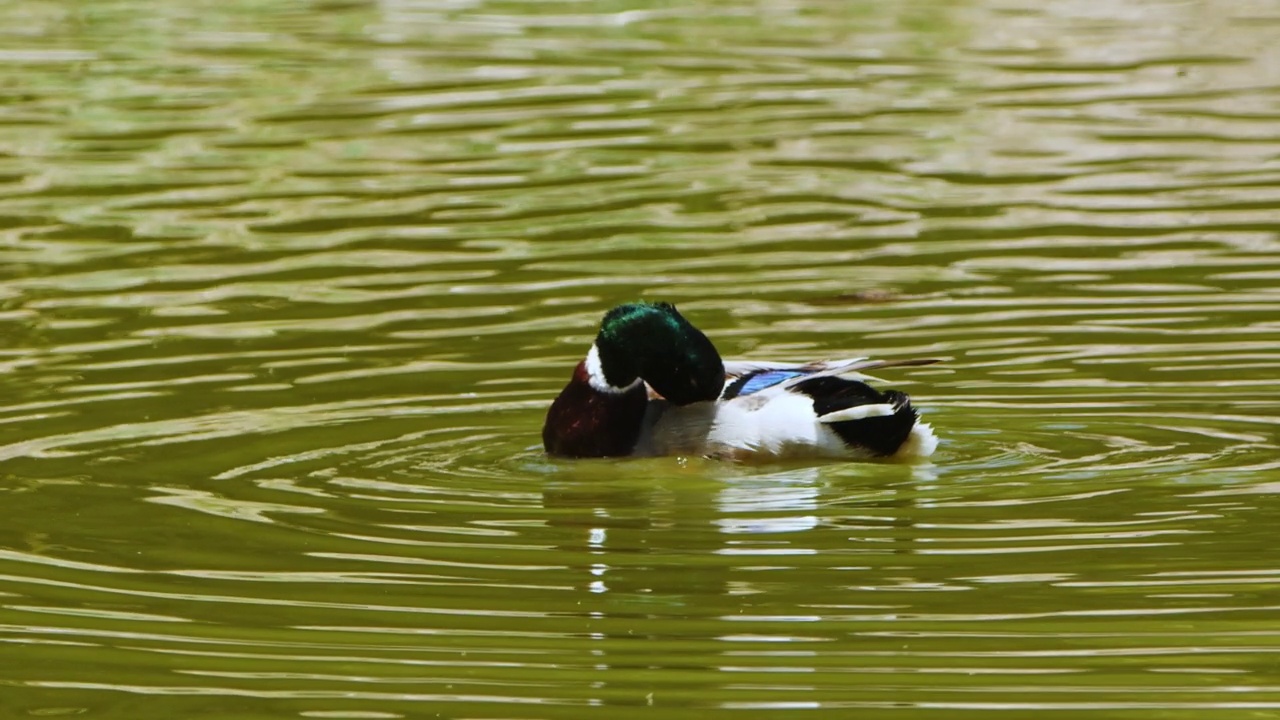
[722,359,840,377]
[722,357,940,397]
[812,357,941,380]
[646,358,940,402]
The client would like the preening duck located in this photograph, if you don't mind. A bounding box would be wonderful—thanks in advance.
[542,302,938,461]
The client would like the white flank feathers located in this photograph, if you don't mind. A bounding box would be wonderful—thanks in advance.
[632,355,940,461]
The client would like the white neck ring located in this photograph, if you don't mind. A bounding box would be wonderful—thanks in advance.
[585,343,642,394]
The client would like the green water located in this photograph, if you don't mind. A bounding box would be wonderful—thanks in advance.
[2,0,1280,717]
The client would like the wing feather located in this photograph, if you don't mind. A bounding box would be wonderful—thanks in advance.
[726,357,939,391]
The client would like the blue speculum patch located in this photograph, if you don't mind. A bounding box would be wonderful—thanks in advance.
[724,369,808,399]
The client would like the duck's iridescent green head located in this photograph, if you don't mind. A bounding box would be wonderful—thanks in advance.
[594,301,724,405]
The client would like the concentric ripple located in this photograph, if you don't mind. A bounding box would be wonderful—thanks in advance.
[1,0,1280,717]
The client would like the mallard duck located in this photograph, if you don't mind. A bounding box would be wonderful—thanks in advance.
[542,301,938,461]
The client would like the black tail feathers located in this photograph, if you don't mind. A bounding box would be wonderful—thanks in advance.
[794,376,919,457]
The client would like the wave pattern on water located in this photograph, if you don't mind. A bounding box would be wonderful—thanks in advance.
[1,0,1279,716]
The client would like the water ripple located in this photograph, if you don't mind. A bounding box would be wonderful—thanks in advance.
[1,0,1280,715]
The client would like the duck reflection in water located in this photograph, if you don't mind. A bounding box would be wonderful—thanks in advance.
[541,461,938,605]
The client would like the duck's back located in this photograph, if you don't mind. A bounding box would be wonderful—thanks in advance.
[636,359,937,461]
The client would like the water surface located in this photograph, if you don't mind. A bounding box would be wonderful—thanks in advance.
[2,0,1280,717]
